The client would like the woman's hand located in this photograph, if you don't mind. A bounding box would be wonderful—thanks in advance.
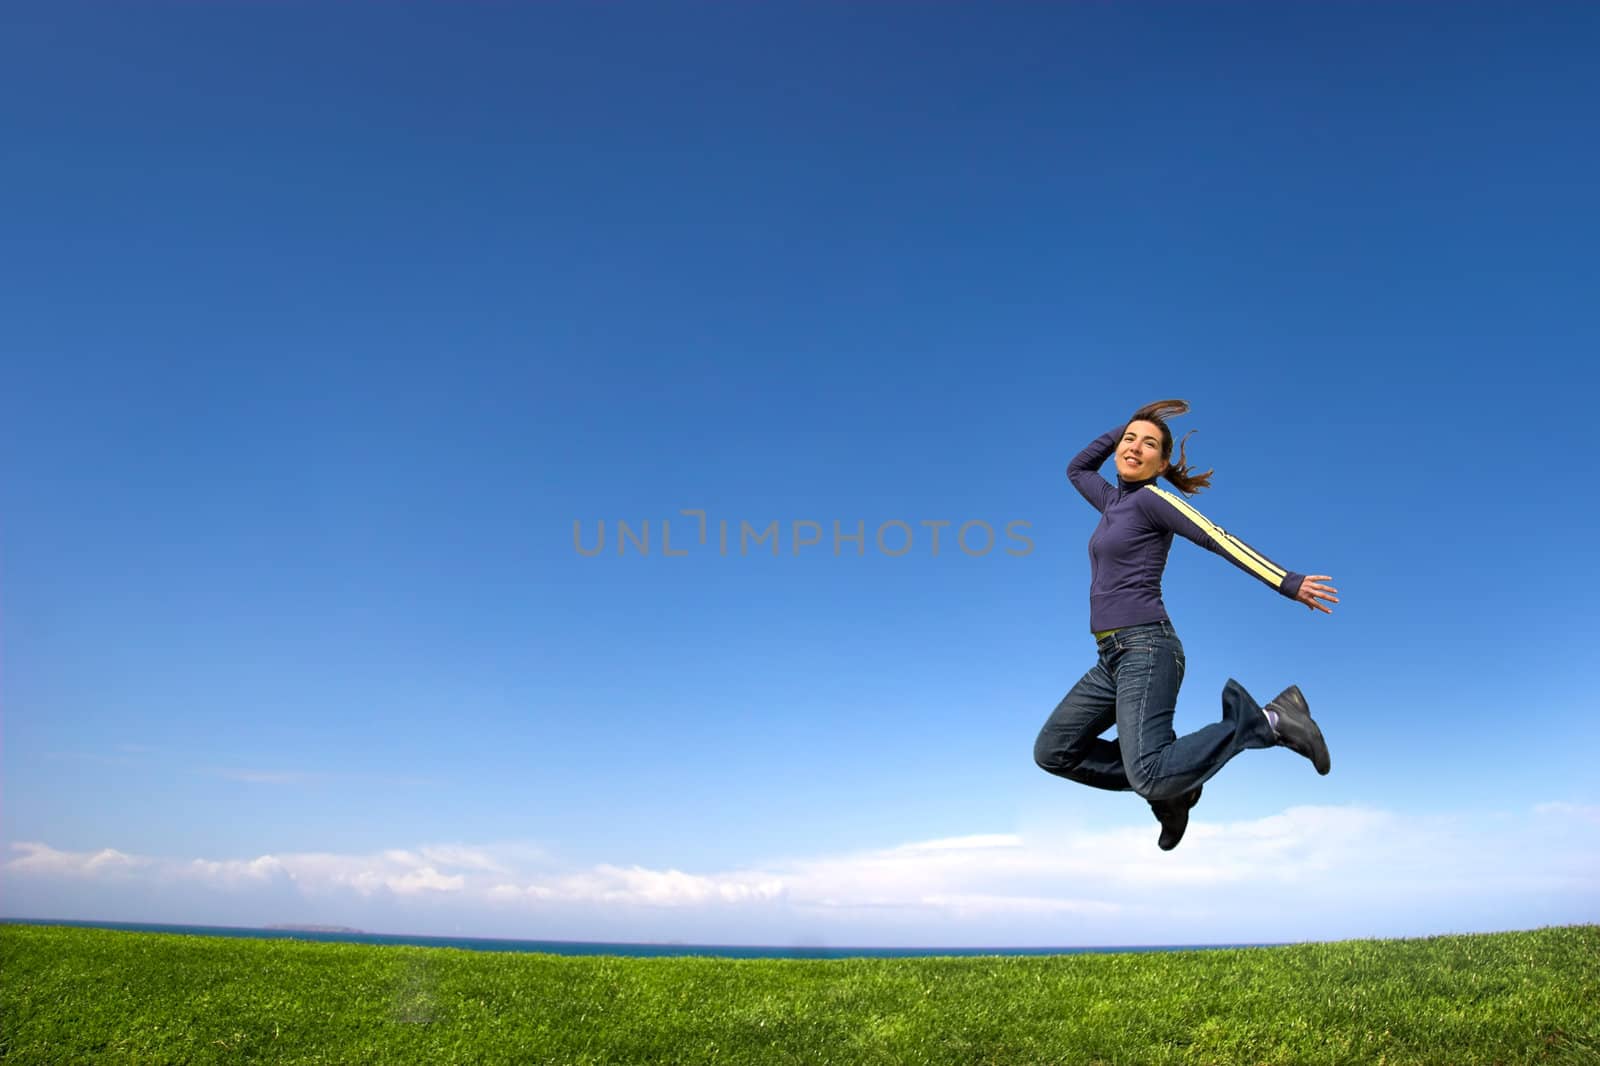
[1296,575,1339,614]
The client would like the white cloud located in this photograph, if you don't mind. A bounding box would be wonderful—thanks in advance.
[244,851,468,897]
[6,843,149,877]
[7,842,476,898]
[481,866,784,907]
[588,865,785,906]
[414,846,508,873]
[1536,802,1600,826]
[184,855,286,884]
[389,868,465,894]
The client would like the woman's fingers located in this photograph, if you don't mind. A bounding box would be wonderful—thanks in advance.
[1299,585,1337,613]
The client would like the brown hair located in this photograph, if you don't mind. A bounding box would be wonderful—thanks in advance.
[1126,399,1213,495]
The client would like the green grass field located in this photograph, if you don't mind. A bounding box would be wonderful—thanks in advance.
[2,923,1595,1064]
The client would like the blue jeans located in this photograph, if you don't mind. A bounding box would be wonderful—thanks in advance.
[1033,620,1278,804]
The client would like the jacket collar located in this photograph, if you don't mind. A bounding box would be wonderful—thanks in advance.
[1116,473,1161,495]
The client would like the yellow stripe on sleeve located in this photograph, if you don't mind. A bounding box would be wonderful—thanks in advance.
[1143,485,1287,585]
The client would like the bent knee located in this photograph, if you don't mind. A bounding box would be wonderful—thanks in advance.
[1034,737,1078,775]
[1131,774,1190,804]
[1034,747,1069,774]
[1123,760,1162,801]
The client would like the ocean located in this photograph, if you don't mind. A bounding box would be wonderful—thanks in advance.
[1,918,1275,959]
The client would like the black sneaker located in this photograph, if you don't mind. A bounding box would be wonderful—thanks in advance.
[1266,684,1330,775]
[1153,785,1202,851]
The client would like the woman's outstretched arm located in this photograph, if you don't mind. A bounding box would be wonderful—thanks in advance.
[1066,425,1125,513]
[1138,483,1311,603]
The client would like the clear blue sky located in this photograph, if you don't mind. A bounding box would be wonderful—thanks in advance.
[3,2,1596,947]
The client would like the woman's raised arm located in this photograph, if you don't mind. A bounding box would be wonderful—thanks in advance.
[1066,424,1125,514]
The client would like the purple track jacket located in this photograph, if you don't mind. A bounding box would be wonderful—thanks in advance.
[1068,425,1307,634]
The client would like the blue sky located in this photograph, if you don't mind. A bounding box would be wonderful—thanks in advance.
[3,2,1596,947]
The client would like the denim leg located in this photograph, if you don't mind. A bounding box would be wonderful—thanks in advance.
[1034,658,1133,792]
[1114,634,1278,802]
[1221,677,1279,751]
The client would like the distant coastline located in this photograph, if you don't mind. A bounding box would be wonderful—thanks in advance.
[0,918,1283,959]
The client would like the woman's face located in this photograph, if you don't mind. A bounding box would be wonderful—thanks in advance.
[1119,420,1168,481]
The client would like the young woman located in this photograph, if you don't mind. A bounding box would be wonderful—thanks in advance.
[1034,399,1338,851]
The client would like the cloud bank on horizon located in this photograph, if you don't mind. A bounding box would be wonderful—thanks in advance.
[7,802,1595,947]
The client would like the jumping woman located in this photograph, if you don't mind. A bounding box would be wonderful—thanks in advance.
[1034,399,1338,851]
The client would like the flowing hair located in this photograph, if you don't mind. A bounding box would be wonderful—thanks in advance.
[1126,399,1213,495]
